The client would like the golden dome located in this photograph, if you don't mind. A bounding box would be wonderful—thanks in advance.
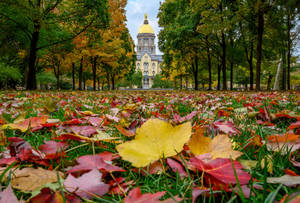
[138,14,155,34]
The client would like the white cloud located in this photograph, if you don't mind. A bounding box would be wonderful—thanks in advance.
[126,0,164,55]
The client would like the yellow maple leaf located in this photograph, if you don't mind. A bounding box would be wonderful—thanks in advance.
[116,119,192,167]
[188,129,243,160]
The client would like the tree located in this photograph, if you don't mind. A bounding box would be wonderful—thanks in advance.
[0,0,109,90]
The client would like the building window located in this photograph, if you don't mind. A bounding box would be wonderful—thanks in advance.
[144,38,149,46]
[144,62,148,71]
[139,48,141,51]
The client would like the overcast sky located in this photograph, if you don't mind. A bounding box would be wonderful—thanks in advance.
[125,0,164,55]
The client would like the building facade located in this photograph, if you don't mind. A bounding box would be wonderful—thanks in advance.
[136,14,163,89]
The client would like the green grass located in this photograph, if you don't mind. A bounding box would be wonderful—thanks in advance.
[0,91,299,202]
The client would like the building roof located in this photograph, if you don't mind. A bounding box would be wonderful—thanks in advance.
[137,52,163,62]
[138,14,155,34]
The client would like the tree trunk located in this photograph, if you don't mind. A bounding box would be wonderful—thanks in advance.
[221,32,227,90]
[72,63,75,90]
[193,56,199,90]
[274,59,282,90]
[97,78,100,91]
[79,57,83,90]
[287,12,291,90]
[180,75,183,89]
[92,57,97,91]
[106,73,110,90]
[83,74,86,90]
[267,74,273,90]
[217,63,221,90]
[256,0,264,91]
[206,36,212,90]
[249,41,254,90]
[26,24,40,90]
[230,62,233,90]
[186,76,188,89]
[282,50,287,90]
[230,38,234,90]
[111,75,115,90]
[56,65,60,90]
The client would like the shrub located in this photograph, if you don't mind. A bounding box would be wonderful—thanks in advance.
[0,63,22,89]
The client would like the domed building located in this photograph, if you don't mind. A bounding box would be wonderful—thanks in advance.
[136,14,163,89]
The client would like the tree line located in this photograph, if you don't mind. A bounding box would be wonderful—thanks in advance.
[0,0,135,90]
[158,0,300,90]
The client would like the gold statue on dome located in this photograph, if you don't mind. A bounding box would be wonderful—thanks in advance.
[145,13,148,20]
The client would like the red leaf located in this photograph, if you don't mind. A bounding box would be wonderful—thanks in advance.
[64,169,109,199]
[289,121,300,130]
[84,116,104,127]
[39,141,68,159]
[166,158,188,178]
[115,125,135,137]
[124,187,166,203]
[189,157,251,185]
[62,119,82,126]
[29,188,81,203]
[109,178,134,195]
[268,133,299,143]
[67,154,125,174]
[8,138,42,162]
[192,187,215,203]
[0,157,17,166]
[70,126,97,137]
[283,169,299,176]
[54,133,83,141]
[3,116,48,132]
[0,184,20,203]
[213,121,240,135]
[274,113,300,121]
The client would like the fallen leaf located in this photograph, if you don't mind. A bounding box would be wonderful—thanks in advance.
[84,116,103,127]
[213,120,240,135]
[64,169,109,199]
[28,188,81,203]
[189,157,251,185]
[2,116,48,132]
[2,168,63,192]
[124,187,181,203]
[55,130,119,143]
[188,133,243,160]
[0,130,6,146]
[166,158,188,178]
[192,187,213,203]
[279,192,300,203]
[116,119,192,167]
[268,133,299,143]
[0,184,21,203]
[39,141,68,159]
[67,153,124,174]
[260,155,273,174]
[70,126,97,137]
[115,125,135,137]
[239,160,257,170]
[267,175,300,186]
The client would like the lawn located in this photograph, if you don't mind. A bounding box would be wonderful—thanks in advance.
[0,91,299,203]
